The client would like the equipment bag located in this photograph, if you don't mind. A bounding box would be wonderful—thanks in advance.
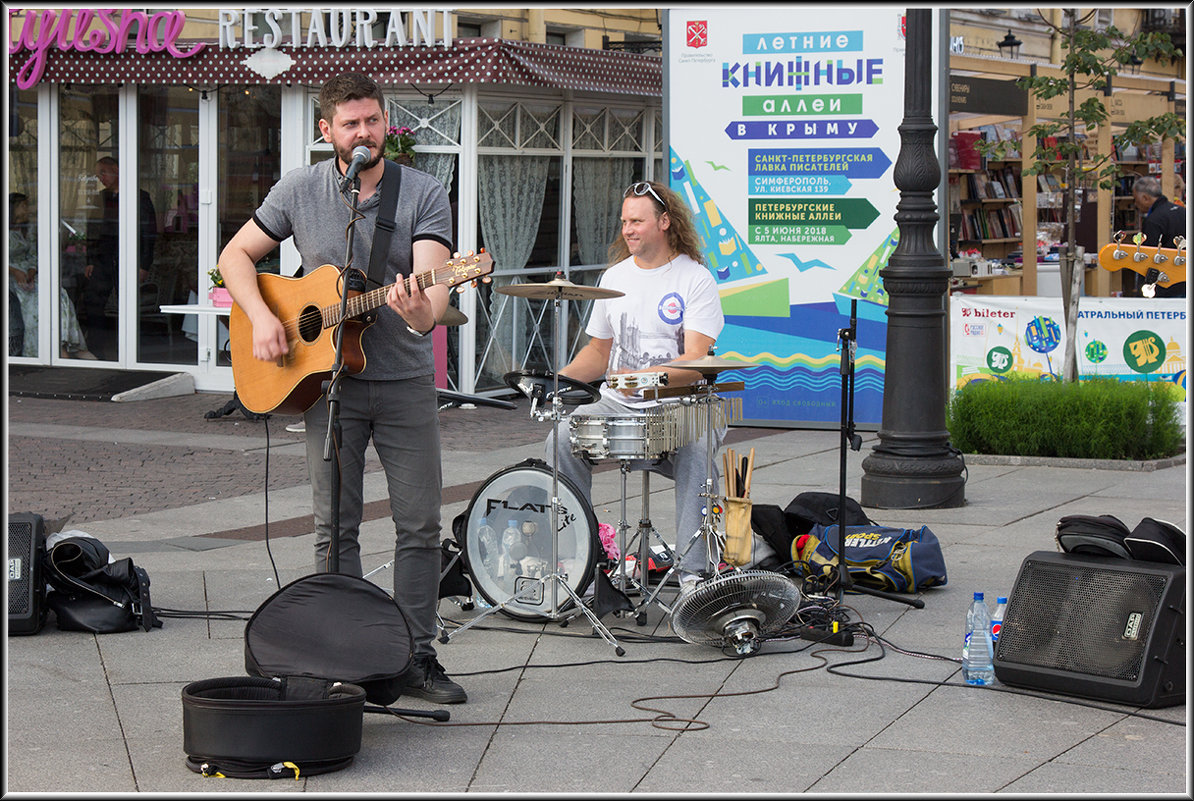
[41,534,160,633]
[784,491,874,537]
[1125,517,1185,566]
[793,523,948,593]
[1055,514,1133,560]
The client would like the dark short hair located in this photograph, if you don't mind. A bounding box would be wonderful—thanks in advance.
[1132,175,1162,199]
[318,73,386,123]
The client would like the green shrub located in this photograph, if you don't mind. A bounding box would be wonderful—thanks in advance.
[947,376,1185,460]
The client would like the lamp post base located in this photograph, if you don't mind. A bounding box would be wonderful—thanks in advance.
[860,452,966,509]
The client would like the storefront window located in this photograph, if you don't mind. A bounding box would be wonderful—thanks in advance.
[138,86,197,365]
[59,85,120,361]
[215,85,281,367]
[9,87,40,358]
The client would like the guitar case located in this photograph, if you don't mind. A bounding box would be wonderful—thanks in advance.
[182,573,415,779]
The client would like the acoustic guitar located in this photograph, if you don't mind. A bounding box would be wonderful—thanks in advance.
[229,251,493,415]
[1097,233,1186,297]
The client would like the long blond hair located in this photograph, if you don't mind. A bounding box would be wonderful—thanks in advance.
[607,180,705,266]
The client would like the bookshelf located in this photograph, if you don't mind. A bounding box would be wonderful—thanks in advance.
[948,127,1025,262]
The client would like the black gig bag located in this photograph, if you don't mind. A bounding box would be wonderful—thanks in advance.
[1125,518,1186,565]
[1055,514,1133,560]
[182,572,416,779]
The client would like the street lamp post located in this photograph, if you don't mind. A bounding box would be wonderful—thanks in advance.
[860,9,965,509]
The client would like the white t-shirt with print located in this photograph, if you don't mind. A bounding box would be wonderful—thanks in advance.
[586,253,724,406]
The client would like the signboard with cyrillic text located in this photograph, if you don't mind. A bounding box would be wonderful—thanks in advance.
[667,9,942,426]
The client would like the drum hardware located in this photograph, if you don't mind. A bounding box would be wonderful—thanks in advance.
[446,276,627,656]
[495,274,626,301]
[642,380,744,401]
[632,349,748,613]
[438,306,468,326]
[607,371,668,391]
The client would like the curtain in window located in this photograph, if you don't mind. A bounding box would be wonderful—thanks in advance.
[477,154,550,378]
[415,153,456,194]
[573,157,634,267]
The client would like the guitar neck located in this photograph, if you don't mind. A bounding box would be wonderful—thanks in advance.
[333,267,451,322]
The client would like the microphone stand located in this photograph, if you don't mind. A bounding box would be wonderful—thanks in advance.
[833,299,923,610]
[322,174,362,574]
[325,169,446,722]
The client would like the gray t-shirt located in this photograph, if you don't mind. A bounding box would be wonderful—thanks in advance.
[253,158,453,381]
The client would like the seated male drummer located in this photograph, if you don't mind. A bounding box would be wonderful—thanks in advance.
[544,180,725,593]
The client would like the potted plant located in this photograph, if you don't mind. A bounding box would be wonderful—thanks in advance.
[384,125,417,166]
[208,267,233,307]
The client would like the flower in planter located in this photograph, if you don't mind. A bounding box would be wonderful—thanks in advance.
[208,267,224,288]
[385,125,417,164]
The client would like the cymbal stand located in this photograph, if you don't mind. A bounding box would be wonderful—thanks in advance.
[636,385,726,615]
[445,292,625,656]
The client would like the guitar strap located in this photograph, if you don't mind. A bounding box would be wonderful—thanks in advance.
[362,158,402,322]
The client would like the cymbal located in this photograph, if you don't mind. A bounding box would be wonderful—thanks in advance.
[496,278,625,301]
[438,306,468,326]
[660,354,753,374]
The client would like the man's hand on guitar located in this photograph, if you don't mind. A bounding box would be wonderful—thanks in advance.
[251,312,289,362]
[387,275,435,334]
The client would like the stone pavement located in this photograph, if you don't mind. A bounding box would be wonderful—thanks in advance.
[4,388,1190,795]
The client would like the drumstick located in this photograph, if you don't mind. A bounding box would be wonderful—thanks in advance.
[744,447,755,497]
[722,451,733,496]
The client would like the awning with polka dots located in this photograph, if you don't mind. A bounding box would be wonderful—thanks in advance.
[15,37,663,96]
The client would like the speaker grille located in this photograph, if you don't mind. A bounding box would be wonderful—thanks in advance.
[8,518,36,617]
[997,557,1166,682]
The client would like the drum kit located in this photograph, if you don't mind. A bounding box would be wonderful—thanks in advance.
[443,273,750,654]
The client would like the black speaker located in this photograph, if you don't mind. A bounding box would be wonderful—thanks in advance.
[8,512,48,635]
[994,550,1185,708]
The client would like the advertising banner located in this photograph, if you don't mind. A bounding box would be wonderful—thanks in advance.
[667,9,926,427]
[950,296,1187,402]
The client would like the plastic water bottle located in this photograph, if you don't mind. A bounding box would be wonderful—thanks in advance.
[962,592,995,686]
[501,519,521,572]
[475,517,498,568]
[990,596,1008,645]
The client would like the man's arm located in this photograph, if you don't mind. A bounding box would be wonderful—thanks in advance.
[659,329,718,388]
[560,337,613,384]
[386,239,450,333]
[219,219,287,361]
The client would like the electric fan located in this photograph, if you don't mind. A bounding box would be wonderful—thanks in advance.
[670,570,801,656]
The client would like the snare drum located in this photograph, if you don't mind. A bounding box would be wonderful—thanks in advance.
[569,413,670,461]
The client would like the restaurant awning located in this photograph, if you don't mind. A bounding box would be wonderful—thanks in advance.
[16,37,663,96]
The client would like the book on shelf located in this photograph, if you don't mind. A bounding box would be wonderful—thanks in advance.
[988,178,1006,199]
[1001,166,1020,198]
[952,131,983,170]
[997,124,1021,159]
[948,175,962,213]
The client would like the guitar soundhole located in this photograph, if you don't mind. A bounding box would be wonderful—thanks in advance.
[297,305,323,343]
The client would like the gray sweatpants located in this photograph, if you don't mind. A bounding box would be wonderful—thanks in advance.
[304,374,442,658]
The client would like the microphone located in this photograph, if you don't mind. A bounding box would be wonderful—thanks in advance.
[342,145,372,184]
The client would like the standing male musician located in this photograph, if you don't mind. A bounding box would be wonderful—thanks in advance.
[545,180,725,593]
[1131,175,1186,298]
[218,73,465,704]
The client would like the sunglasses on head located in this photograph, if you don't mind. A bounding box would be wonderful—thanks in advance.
[625,181,666,210]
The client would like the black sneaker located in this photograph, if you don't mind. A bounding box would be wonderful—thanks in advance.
[400,656,467,704]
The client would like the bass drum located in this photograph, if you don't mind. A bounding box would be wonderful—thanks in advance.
[460,458,599,621]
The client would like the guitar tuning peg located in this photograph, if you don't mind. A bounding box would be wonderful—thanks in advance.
[453,251,461,259]
[1173,235,1185,251]
[1113,231,1125,244]
[482,275,492,284]
[457,285,467,294]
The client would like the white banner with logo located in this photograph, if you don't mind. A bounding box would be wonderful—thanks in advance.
[950,296,1187,404]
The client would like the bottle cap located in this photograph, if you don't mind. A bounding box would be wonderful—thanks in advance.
[997,596,1007,603]
[973,591,984,600]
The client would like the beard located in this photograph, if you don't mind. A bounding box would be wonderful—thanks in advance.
[335,142,381,173]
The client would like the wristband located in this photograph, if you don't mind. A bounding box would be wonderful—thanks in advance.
[406,321,436,337]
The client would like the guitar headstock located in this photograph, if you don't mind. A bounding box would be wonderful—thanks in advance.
[441,249,494,291]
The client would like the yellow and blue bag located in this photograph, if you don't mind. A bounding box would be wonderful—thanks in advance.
[793,523,947,593]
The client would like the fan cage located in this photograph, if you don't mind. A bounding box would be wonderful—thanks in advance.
[671,570,801,647]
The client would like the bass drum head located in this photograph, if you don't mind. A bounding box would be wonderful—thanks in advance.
[461,459,599,621]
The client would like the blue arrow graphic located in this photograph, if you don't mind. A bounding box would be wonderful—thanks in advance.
[726,119,879,140]
[750,175,852,195]
[748,148,892,179]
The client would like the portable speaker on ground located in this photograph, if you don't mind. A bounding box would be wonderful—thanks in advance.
[994,550,1185,708]
[8,512,47,635]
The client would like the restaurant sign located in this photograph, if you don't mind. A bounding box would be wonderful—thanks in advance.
[10,8,453,90]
